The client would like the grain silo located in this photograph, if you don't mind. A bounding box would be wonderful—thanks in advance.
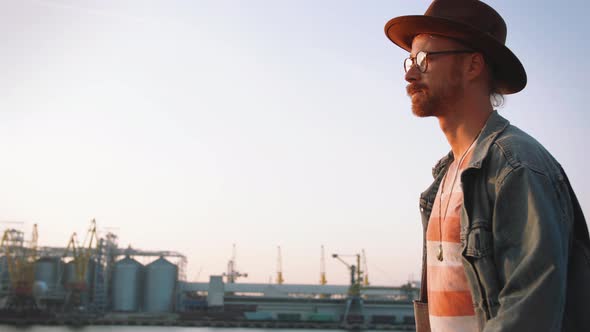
[0,256,10,293]
[112,256,143,312]
[143,257,177,312]
[63,258,95,288]
[34,256,63,292]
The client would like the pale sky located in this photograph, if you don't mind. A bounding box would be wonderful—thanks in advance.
[0,0,588,286]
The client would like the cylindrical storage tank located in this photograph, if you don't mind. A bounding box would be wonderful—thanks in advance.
[112,256,143,312]
[143,257,177,312]
[63,258,95,288]
[0,256,10,292]
[63,260,76,286]
[34,257,63,292]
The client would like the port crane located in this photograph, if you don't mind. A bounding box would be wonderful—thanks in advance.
[0,224,38,308]
[62,219,98,310]
[276,246,284,285]
[362,249,369,286]
[222,244,247,283]
[320,245,327,285]
[63,219,98,291]
[332,252,366,326]
[332,253,364,295]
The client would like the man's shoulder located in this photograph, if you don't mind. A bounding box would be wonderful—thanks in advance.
[488,123,561,177]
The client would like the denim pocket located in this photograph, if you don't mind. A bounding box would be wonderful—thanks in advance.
[465,220,493,258]
[464,219,500,320]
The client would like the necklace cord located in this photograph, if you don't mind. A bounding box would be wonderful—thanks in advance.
[437,131,482,261]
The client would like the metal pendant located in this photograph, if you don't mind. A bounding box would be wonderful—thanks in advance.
[437,244,444,261]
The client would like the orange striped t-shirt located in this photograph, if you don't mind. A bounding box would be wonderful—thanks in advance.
[426,151,477,331]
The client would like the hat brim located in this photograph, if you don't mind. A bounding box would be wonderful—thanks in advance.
[385,15,526,94]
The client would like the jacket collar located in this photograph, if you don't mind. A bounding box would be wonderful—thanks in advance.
[432,111,510,178]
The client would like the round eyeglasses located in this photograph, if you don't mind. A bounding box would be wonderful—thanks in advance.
[404,50,474,73]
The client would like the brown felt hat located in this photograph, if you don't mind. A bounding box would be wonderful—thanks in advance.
[385,0,526,94]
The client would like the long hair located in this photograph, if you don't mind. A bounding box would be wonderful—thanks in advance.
[487,60,505,107]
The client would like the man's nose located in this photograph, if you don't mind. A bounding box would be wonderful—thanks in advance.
[405,64,420,83]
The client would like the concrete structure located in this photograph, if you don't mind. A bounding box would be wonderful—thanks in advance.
[206,276,224,307]
[180,276,416,325]
[225,296,415,324]
[183,277,416,300]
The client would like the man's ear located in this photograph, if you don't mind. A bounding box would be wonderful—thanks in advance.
[466,52,486,81]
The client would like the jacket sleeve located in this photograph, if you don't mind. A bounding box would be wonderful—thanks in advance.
[483,165,571,331]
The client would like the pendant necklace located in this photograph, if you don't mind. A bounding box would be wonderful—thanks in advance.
[437,132,481,262]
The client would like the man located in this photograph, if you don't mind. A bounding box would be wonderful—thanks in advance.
[384,0,590,331]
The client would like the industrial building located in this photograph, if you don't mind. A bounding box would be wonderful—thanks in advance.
[0,221,418,329]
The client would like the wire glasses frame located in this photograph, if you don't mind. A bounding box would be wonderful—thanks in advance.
[404,50,474,73]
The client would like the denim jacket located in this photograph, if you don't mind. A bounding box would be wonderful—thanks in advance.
[417,111,590,331]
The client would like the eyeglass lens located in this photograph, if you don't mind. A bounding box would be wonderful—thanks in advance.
[404,51,427,73]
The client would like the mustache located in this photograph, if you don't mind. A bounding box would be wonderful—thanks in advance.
[406,83,427,96]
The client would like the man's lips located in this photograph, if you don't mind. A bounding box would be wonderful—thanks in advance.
[406,84,427,96]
